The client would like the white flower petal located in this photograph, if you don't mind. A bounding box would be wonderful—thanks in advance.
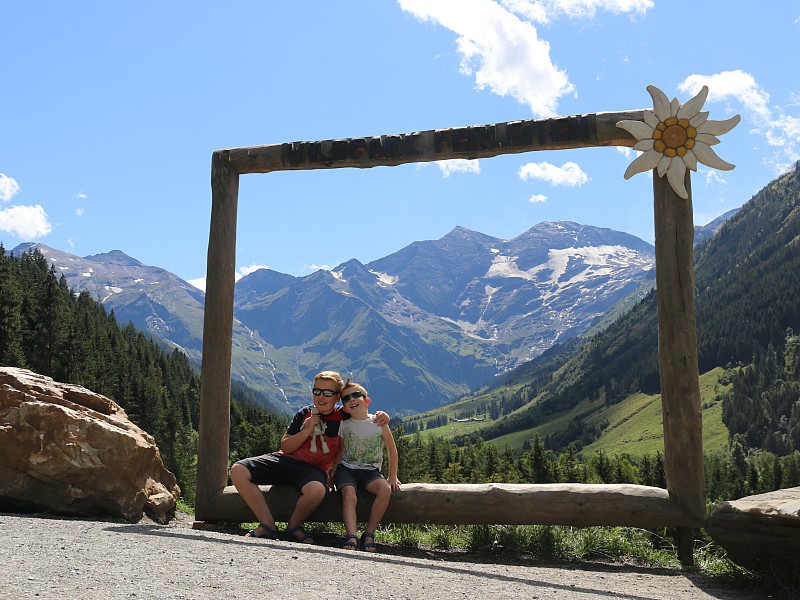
[683,149,698,171]
[669,98,680,117]
[617,119,654,141]
[624,149,663,179]
[657,155,673,177]
[697,114,741,137]
[647,85,671,121]
[690,112,709,127]
[696,133,720,146]
[677,86,708,120]
[666,156,689,199]
[633,139,655,152]
[693,142,736,171]
[643,111,661,128]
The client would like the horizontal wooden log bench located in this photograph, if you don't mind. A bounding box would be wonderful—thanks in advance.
[195,482,703,529]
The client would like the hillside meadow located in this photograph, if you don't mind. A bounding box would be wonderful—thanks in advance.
[407,367,732,457]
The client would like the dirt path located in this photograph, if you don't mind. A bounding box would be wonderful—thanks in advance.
[0,512,766,600]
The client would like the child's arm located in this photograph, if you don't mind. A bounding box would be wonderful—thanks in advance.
[280,411,317,454]
[373,410,390,427]
[381,425,401,490]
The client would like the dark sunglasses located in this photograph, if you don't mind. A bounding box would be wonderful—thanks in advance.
[312,387,338,397]
[341,391,365,402]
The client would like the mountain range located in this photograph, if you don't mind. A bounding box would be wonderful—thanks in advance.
[12,217,728,417]
[412,161,800,455]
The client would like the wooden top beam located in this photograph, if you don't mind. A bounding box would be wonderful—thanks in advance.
[221,110,645,175]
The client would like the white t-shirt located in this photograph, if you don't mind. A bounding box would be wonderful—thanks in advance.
[339,414,384,470]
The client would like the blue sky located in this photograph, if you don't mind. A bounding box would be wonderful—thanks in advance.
[2,1,799,291]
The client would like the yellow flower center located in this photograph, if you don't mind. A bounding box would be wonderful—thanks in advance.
[651,116,697,158]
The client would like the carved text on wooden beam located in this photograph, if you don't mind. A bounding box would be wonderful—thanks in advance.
[224,110,644,174]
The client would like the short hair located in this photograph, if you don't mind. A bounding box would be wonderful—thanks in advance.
[314,370,345,392]
[341,378,368,396]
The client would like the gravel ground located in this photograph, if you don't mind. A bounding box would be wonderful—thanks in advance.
[0,512,769,600]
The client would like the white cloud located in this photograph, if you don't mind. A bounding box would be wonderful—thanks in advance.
[303,263,334,273]
[519,161,588,186]
[501,0,652,24]
[0,204,52,239]
[67,238,75,248]
[76,208,85,217]
[237,264,269,278]
[702,168,727,187]
[436,159,481,177]
[399,0,574,117]
[529,193,548,203]
[188,277,206,292]
[0,174,21,202]
[75,192,87,200]
[399,0,653,116]
[680,70,771,121]
[679,70,800,170]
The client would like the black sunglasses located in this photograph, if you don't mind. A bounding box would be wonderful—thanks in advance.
[312,387,338,397]
[341,391,365,402]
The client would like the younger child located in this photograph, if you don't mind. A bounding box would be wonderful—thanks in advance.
[333,379,400,552]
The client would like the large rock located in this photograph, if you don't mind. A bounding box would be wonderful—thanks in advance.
[706,487,800,572]
[0,367,179,523]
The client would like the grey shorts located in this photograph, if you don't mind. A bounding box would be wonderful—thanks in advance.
[334,464,384,493]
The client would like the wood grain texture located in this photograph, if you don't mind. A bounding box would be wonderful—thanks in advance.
[223,110,643,174]
[196,152,239,519]
[653,170,706,522]
[205,482,703,528]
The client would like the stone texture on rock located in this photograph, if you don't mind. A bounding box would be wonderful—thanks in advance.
[0,367,179,523]
[705,487,800,572]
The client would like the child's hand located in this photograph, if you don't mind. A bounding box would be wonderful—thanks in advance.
[373,410,390,427]
[389,477,401,491]
[304,412,321,430]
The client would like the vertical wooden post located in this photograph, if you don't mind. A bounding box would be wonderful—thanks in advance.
[653,169,705,565]
[196,151,239,520]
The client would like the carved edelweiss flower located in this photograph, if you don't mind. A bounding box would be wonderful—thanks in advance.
[617,85,741,199]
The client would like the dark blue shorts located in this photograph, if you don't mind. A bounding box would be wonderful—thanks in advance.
[235,452,327,491]
[334,464,384,493]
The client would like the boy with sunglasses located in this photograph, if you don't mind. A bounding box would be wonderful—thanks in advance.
[333,379,400,552]
[229,370,389,544]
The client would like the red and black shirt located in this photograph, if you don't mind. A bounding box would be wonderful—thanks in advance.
[282,405,346,471]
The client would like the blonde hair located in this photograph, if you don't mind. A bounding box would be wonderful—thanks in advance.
[314,370,345,392]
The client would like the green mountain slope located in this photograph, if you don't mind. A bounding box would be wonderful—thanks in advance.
[416,162,800,457]
[410,367,731,456]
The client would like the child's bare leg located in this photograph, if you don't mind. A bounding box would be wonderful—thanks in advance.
[364,478,392,542]
[287,480,326,543]
[229,463,276,536]
[341,485,358,537]
[340,485,359,550]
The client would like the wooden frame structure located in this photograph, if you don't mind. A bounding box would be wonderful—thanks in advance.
[196,110,705,561]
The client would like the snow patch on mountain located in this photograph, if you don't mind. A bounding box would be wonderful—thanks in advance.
[439,316,499,341]
[486,245,650,285]
[370,270,398,286]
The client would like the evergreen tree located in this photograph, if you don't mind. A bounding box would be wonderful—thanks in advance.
[0,246,26,366]
[0,248,286,506]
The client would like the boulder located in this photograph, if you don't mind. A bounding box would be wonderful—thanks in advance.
[705,487,800,572]
[0,367,180,523]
